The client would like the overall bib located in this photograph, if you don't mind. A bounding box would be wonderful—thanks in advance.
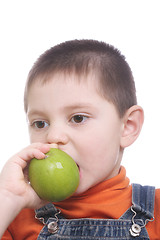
[35,184,155,239]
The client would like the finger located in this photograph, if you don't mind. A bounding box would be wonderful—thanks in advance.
[48,143,58,149]
[18,143,50,160]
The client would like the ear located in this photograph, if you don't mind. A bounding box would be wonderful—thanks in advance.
[120,105,144,148]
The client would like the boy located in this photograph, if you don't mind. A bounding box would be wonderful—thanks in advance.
[0,39,159,239]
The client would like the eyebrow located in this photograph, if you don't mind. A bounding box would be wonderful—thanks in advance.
[27,103,97,118]
[62,103,96,110]
[27,110,47,119]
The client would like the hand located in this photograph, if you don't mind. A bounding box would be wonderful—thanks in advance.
[0,143,51,209]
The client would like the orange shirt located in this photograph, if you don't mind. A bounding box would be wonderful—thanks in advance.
[2,167,160,239]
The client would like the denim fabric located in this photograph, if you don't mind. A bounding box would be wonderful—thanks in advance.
[35,184,155,239]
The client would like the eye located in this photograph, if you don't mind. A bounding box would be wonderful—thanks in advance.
[71,115,88,124]
[32,121,49,129]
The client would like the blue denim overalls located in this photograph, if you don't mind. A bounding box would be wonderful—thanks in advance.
[35,184,155,239]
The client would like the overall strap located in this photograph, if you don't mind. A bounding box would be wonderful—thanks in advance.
[35,203,62,234]
[132,183,155,219]
[35,203,59,221]
[129,183,155,237]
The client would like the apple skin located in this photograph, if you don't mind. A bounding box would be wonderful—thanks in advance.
[29,148,79,202]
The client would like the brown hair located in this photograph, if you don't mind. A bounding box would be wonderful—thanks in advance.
[24,39,137,117]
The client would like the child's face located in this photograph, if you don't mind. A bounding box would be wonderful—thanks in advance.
[27,73,124,195]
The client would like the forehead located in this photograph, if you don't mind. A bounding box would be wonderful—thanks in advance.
[26,72,108,112]
[28,71,103,97]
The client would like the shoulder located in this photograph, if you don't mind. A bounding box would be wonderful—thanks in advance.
[155,188,160,197]
[2,208,43,239]
[155,188,160,210]
[151,188,160,237]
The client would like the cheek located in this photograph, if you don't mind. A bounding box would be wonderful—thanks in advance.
[29,130,45,144]
[28,129,33,142]
[75,130,107,161]
[76,125,121,163]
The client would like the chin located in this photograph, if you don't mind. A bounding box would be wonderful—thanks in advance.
[73,181,93,196]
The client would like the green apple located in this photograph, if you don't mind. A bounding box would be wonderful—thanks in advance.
[29,148,79,202]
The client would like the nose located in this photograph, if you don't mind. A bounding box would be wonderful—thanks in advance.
[46,123,69,146]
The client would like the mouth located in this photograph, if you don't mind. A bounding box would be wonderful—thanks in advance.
[77,164,81,179]
[59,148,81,178]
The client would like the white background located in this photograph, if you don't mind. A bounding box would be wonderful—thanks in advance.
[0,0,159,187]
